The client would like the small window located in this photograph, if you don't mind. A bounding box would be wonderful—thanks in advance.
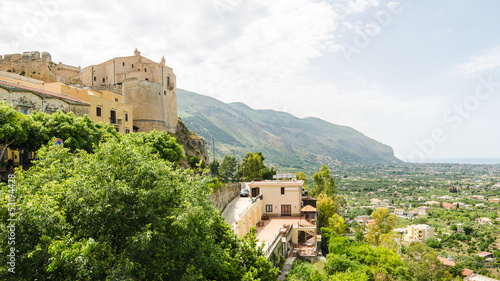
[102,78,105,83]
[115,127,119,133]
[93,76,96,81]
[281,187,285,195]
[19,106,29,115]
[164,91,166,95]
[125,128,130,134]
[167,76,170,86]
[266,205,273,212]
[145,78,148,81]
[131,64,134,68]
[96,106,102,117]
[122,62,125,66]
[125,112,129,122]
[144,68,147,72]
[115,98,118,102]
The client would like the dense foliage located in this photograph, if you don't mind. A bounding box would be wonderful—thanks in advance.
[0,121,277,280]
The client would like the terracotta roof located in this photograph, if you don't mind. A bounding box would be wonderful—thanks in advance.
[302,196,317,201]
[437,256,456,267]
[301,205,316,212]
[0,79,89,105]
[462,268,474,277]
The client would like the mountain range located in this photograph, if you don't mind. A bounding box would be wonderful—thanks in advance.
[177,89,401,169]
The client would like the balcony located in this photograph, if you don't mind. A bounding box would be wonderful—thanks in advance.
[109,118,122,125]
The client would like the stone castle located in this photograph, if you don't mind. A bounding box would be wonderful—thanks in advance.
[0,49,177,133]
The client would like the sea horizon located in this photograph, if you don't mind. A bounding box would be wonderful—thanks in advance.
[423,158,500,165]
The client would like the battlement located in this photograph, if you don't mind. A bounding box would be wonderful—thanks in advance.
[1,51,52,63]
[57,62,80,73]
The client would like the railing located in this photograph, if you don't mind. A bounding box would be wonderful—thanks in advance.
[264,224,294,259]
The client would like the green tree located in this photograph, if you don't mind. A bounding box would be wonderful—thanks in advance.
[426,238,442,249]
[219,155,238,181]
[316,193,336,227]
[295,172,308,190]
[240,152,264,180]
[0,101,27,158]
[312,164,335,197]
[328,213,346,236]
[366,208,396,245]
[262,165,277,180]
[24,110,119,153]
[0,140,275,280]
[124,130,184,163]
[405,242,453,281]
[209,158,220,177]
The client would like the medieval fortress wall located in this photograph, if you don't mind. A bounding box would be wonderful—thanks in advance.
[0,49,178,133]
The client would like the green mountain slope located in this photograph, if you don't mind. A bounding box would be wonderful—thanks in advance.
[177,89,400,168]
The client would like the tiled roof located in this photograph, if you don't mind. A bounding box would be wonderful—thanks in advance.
[0,79,89,105]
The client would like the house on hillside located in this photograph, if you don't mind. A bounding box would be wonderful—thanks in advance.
[370,198,381,205]
[438,256,456,267]
[489,198,500,203]
[476,217,492,225]
[417,206,429,216]
[476,252,493,259]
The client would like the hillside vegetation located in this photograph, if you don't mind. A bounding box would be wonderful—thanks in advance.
[177,89,400,169]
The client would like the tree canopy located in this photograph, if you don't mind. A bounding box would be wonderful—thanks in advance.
[219,155,238,181]
[0,131,276,280]
[311,164,335,198]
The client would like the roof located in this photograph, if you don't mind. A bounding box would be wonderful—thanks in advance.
[462,268,474,277]
[437,256,456,267]
[478,217,492,221]
[301,205,317,212]
[477,251,492,257]
[302,196,317,201]
[0,79,89,105]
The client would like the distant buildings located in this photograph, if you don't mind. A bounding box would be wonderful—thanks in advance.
[489,198,500,204]
[476,217,492,225]
[404,224,434,243]
[417,206,429,216]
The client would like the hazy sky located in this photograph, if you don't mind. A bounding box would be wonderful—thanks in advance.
[1,0,500,162]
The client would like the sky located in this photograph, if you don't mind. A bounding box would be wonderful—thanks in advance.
[1,0,500,162]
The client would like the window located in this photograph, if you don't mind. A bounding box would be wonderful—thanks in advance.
[125,128,130,134]
[115,98,118,102]
[167,76,170,86]
[102,78,105,83]
[125,112,129,122]
[19,106,29,115]
[115,127,119,133]
[122,62,125,66]
[145,78,148,81]
[93,76,96,81]
[281,205,291,216]
[164,91,166,95]
[144,68,147,72]
[281,187,285,195]
[131,64,134,68]
[110,109,117,124]
[266,205,273,212]
[96,106,102,117]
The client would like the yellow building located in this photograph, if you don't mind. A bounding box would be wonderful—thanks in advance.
[404,224,434,243]
[248,179,304,217]
[43,82,133,134]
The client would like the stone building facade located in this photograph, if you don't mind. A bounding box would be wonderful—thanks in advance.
[73,49,177,133]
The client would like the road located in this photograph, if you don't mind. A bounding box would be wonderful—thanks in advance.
[221,184,253,227]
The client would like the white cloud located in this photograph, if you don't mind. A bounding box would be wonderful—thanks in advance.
[445,45,500,78]
[334,0,380,15]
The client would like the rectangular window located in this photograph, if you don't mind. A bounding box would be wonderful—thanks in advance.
[96,106,102,117]
[145,78,148,81]
[144,68,147,72]
[131,64,134,68]
[19,106,29,115]
[115,127,119,133]
[93,76,96,81]
[125,112,129,122]
[125,128,130,134]
[266,205,273,212]
[122,62,125,66]
[167,76,170,86]
[164,91,166,95]
[102,78,105,83]
[110,109,117,124]
[281,187,285,195]
[115,98,118,102]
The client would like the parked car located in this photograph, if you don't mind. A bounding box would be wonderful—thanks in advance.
[240,188,249,197]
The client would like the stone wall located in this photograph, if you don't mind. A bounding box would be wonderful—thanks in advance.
[209,182,243,212]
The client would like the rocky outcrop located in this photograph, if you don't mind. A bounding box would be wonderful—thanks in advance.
[172,118,210,165]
